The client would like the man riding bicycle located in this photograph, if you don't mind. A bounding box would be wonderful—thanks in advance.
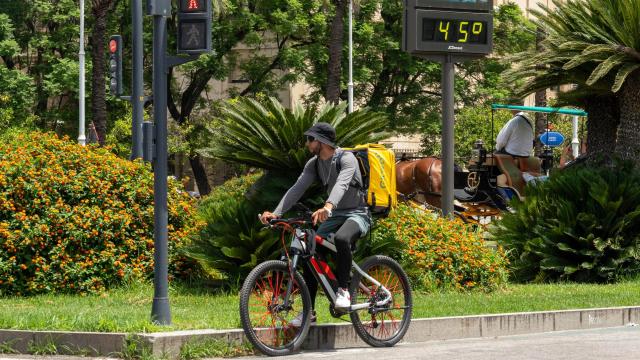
[259,122,371,324]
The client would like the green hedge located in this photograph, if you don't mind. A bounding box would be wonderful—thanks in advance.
[0,132,201,295]
[375,204,509,291]
[491,161,640,283]
[186,172,283,285]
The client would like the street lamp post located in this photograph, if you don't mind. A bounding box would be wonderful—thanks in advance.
[131,0,144,159]
[78,0,86,146]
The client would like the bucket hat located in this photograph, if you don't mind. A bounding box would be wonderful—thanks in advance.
[304,122,336,148]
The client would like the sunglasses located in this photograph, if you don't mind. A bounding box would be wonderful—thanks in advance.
[306,135,315,142]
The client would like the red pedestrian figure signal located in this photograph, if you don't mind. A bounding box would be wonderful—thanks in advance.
[180,0,206,12]
[109,39,117,53]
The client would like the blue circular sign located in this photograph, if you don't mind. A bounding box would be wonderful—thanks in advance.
[539,131,565,147]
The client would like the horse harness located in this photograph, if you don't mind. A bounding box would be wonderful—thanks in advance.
[399,157,441,202]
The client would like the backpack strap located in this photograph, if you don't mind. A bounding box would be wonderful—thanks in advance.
[518,114,533,130]
[316,151,361,190]
[335,150,363,189]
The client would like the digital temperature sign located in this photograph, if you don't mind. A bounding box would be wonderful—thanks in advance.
[422,18,487,44]
[403,0,493,59]
[415,0,492,11]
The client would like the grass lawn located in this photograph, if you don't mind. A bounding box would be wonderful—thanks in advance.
[1,279,639,333]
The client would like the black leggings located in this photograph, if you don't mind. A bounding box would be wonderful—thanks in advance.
[303,219,362,310]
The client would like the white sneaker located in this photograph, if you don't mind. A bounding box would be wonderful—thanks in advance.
[335,288,351,309]
[289,310,316,327]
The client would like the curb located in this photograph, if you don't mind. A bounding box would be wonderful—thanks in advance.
[1,306,639,358]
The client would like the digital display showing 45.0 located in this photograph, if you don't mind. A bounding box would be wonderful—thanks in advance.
[422,18,487,44]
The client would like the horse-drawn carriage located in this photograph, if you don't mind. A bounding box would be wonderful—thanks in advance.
[395,104,588,223]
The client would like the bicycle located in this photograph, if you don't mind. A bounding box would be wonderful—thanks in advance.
[239,204,412,356]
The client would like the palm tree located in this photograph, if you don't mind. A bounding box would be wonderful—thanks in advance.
[326,0,348,103]
[503,0,640,162]
[201,97,388,172]
[90,0,116,145]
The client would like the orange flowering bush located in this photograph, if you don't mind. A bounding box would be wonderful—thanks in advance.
[0,132,201,295]
[374,204,509,291]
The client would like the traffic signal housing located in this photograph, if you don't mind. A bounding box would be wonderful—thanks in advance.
[109,35,123,95]
[177,0,212,54]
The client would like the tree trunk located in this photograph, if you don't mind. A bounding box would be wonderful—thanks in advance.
[90,0,113,146]
[582,95,618,163]
[325,0,347,104]
[34,49,49,128]
[189,154,211,196]
[614,72,640,165]
[533,27,547,157]
[167,69,214,196]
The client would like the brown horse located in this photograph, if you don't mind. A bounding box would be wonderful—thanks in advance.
[395,157,442,208]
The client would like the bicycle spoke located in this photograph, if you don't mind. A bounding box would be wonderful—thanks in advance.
[246,266,306,351]
[354,264,408,341]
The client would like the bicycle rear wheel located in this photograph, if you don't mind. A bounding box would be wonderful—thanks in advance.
[239,260,312,356]
[349,255,412,347]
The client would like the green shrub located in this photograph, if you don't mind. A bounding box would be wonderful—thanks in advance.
[0,132,201,295]
[186,172,283,285]
[491,161,640,283]
[105,115,133,159]
[0,66,36,129]
[375,203,509,291]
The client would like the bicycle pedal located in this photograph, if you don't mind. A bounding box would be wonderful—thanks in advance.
[329,305,348,318]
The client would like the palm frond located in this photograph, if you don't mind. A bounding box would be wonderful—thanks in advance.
[612,63,640,93]
[504,0,640,101]
[586,54,627,86]
[202,97,388,172]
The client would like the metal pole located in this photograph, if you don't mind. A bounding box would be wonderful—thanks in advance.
[347,0,353,113]
[441,56,455,217]
[78,0,86,146]
[151,14,171,325]
[571,115,579,158]
[131,0,144,159]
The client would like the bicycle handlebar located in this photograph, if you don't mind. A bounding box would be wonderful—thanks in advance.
[268,216,311,227]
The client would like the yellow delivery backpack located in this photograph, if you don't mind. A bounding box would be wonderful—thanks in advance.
[338,144,397,216]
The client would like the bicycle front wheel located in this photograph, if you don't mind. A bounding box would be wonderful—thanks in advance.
[239,260,312,356]
[349,255,412,347]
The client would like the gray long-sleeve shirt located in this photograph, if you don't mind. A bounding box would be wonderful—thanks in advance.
[273,149,366,216]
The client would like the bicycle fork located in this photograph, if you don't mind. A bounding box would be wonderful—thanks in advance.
[281,254,300,310]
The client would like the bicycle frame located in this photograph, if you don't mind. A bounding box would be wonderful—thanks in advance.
[281,226,392,312]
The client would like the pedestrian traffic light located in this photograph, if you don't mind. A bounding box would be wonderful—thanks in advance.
[108,35,123,95]
[177,0,211,54]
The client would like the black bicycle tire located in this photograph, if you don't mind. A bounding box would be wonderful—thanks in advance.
[349,255,413,347]
[239,260,312,356]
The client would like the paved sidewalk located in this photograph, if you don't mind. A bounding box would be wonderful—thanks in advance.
[0,357,118,360]
[206,325,640,360]
[0,306,638,359]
